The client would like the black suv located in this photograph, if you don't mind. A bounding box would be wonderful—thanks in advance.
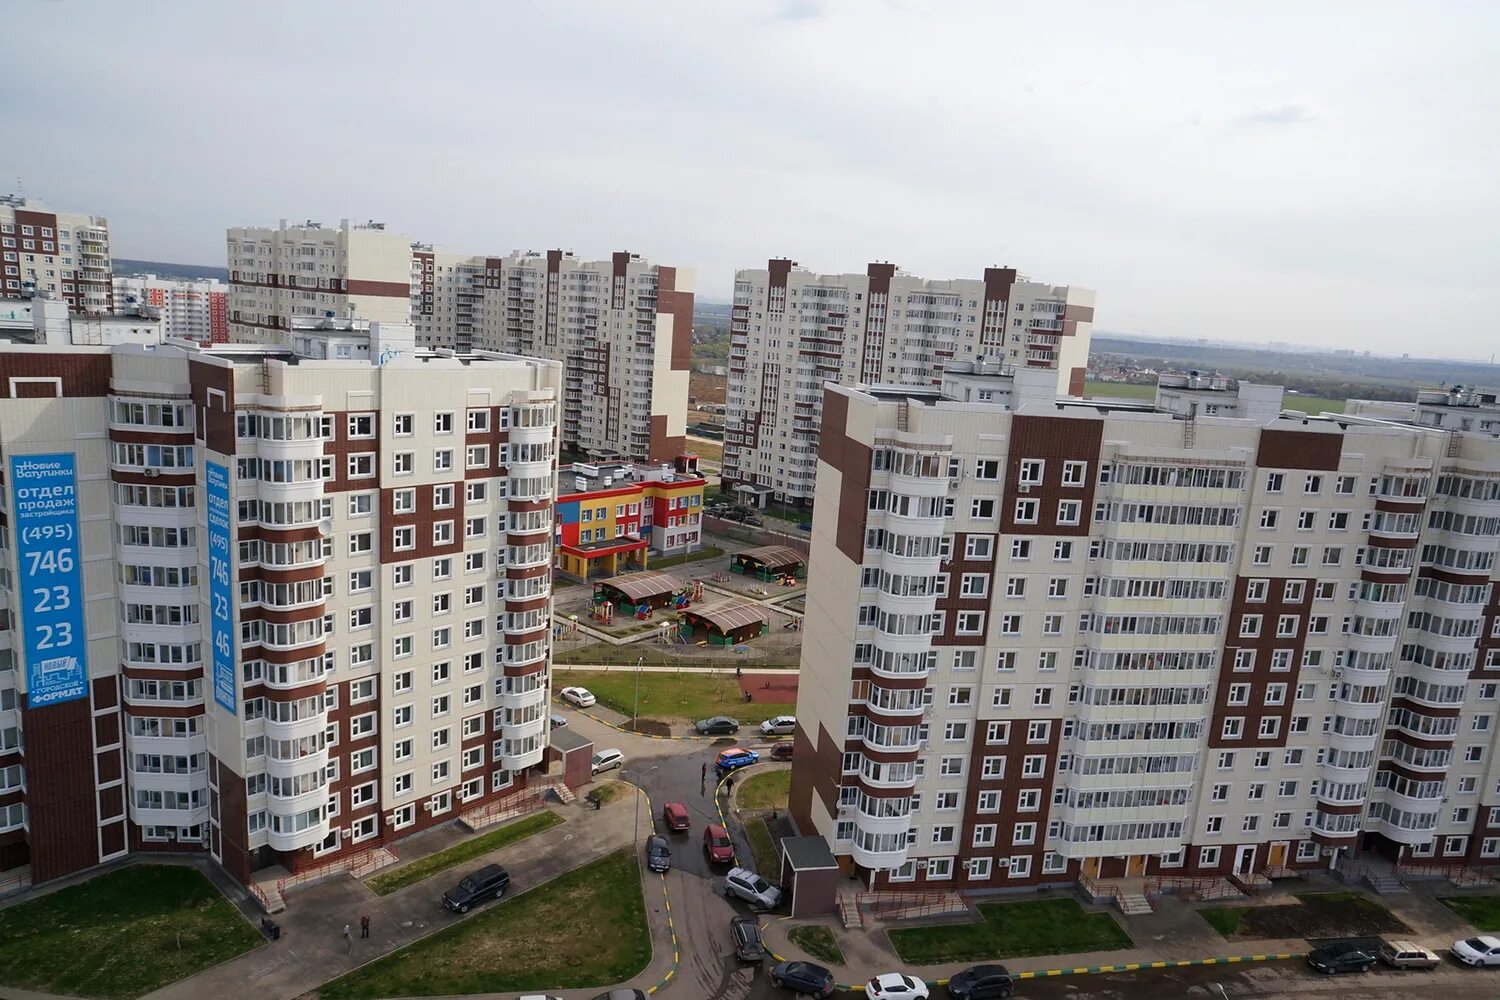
[769,960,835,998]
[442,863,510,913]
[730,915,766,962]
[947,964,1015,999]
[646,834,673,873]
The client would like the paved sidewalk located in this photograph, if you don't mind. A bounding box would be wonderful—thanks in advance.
[143,793,640,1000]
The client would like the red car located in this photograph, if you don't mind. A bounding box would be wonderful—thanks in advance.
[662,801,690,833]
[703,822,734,863]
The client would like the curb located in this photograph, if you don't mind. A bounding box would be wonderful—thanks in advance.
[625,781,683,996]
[577,706,705,742]
[760,921,1302,992]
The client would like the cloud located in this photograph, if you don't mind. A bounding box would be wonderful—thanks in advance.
[1234,103,1316,126]
[769,0,822,22]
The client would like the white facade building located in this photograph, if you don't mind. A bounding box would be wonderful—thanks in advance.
[723,260,1094,508]
[1,195,112,313]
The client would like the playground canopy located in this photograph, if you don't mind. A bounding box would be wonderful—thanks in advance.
[730,545,806,578]
[595,570,683,609]
[680,600,770,644]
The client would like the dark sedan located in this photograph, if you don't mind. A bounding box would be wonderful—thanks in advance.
[769,960,835,998]
[730,915,766,962]
[644,834,672,873]
[695,715,741,735]
[946,964,1015,999]
[1307,943,1377,974]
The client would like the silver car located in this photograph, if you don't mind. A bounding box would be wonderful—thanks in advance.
[759,715,796,736]
[723,866,782,908]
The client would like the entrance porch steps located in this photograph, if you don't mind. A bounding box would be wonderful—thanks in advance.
[1116,892,1154,916]
[837,890,863,929]
[1367,872,1408,894]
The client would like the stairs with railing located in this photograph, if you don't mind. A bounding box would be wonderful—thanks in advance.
[1145,874,1244,902]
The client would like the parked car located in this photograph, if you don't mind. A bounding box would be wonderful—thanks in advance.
[723,866,782,908]
[591,748,624,774]
[769,742,794,762]
[549,712,568,729]
[560,686,596,707]
[1452,935,1500,966]
[865,973,929,999]
[1377,940,1441,970]
[645,834,672,872]
[759,715,796,736]
[730,915,766,962]
[518,995,562,1000]
[662,801,690,832]
[769,960,835,998]
[715,747,760,772]
[796,521,813,532]
[588,992,647,1000]
[695,715,741,736]
[441,863,510,913]
[946,964,1016,999]
[1307,943,1377,974]
[703,823,735,863]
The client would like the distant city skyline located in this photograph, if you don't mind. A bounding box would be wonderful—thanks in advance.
[3,1,1495,357]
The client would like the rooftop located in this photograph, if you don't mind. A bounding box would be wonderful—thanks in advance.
[560,459,704,496]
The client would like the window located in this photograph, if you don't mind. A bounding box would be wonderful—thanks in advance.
[393,413,413,436]
[1019,459,1044,485]
[1276,615,1299,638]
[467,408,490,432]
[434,449,454,472]
[1011,538,1032,560]
[1297,510,1315,530]
[1057,500,1081,525]
[974,458,1000,479]
[347,454,374,479]
[1240,614,1262,638]
[965,536,993,560]
[1221,717,1244,740]
[434,412,454,434]
[1062,461,1086,486]
[1266,472,1284,493]
[1259,509,1279,529]
[1014,499,1039,523]
[970,497,997,519]
[1253,545,1272,565]
[393,452,414,476]
[393,526,414,551]
[939,756,965,777]
[347,414,374,438]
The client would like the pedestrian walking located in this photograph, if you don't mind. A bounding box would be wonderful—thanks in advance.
[360,914,370,939]
[726,775,735,796]
[342,923,352,953]
[701,762,707,780]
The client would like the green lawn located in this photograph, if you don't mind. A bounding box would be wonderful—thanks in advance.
[744,817,780,876]
[737,769,791,811]
[889,898,1132,965]
[1083,379,1344,414]
[1440,895,1500,931]
[0,864,261,999]
[366,810,563,896]
[788,924,845,966]
[1200,891,1406,939]
[554,643,800,670]
[319,850,650,999]
[555,669,785,724]
[1199,907,1243,937]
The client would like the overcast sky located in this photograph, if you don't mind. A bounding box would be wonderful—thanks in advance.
[4,1,1496,356]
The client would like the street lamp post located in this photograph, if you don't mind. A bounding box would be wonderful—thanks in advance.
[631,654,644,729]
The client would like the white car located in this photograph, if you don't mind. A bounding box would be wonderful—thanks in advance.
[560,686,596,708]
[759,715,796,736]
[1452,935,1500,966]
[591,748,624,774]
[866,972,929,999]
[723,866,782,908]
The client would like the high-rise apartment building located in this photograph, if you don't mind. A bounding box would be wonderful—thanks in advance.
[414,248,692,463]
[0,195,112,313]
[0,329,561,890]
[722,260,1094,508]
[791,364,1500,893]
[113,274,229,343]
[226,220,415,345]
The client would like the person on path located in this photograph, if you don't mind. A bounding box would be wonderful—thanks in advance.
[701,762,707,780]
[342,923,352,953]
[360,914,370,939]
[726,775,735,796]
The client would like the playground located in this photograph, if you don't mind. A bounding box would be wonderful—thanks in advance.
[551,570,713,640]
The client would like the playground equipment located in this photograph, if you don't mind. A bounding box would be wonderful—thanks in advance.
[693,579,705,601]
[778,574,797,587]
[635,603,652,620]
[590,601,615,626]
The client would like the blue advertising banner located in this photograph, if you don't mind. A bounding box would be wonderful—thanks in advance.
[9,453,89,707]
[206,461,237,714]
